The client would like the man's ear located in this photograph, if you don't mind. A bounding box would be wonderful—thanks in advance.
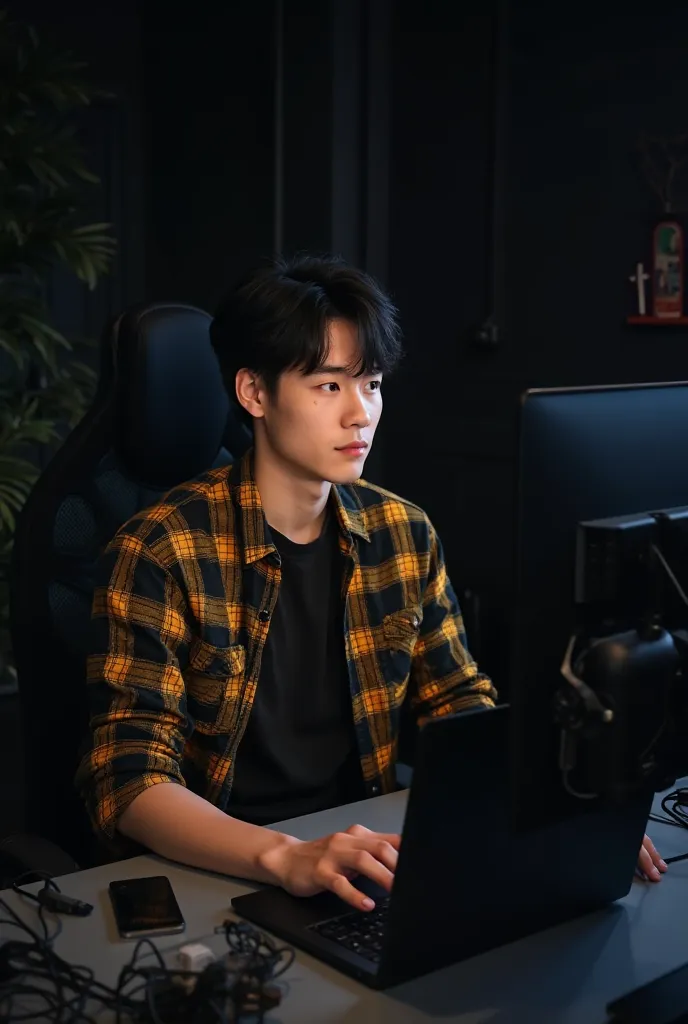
[235,368,266,420]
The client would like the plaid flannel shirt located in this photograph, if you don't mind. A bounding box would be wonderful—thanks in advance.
[76,449,496,842]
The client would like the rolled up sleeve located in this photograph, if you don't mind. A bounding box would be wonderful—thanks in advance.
[410,523,497,721]
[75,533,192,843]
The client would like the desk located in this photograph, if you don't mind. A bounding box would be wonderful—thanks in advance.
[2,789,688,1024]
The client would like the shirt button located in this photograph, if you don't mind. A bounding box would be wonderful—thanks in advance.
[411,615,420,629]
[258,609,270,622]
[371,784,380,796]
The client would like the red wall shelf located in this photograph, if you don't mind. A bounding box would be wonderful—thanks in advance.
[626,316,688,325]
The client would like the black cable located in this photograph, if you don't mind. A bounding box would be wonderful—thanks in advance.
[0,898,128,1022]
[11,870,59,903]
[221,917,295,979]
[0,870,294,1023]
[644,547,688,864]
[649,788,688,863]
[12,871,93,920]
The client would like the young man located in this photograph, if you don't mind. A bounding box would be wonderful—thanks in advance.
[77,256,665,910]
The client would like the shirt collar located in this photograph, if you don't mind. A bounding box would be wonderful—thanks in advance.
[331,478,371,544]
[230,449,370,565]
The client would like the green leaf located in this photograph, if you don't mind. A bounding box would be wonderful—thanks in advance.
[72,165,100,184]
[0,8,116,655]
[28,334,55,369]
[0,333,25,368]
[17,315,71,349]
[70,222,112,236]
[70,359,97,379]
[0,484,31,508]
[0,458,38,485]
[0,503,15,534]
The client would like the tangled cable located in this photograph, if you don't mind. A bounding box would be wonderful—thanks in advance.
[648,787,688,865]
[0,875,294,1023]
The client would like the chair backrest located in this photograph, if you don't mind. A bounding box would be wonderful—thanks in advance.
[10,302,252,864]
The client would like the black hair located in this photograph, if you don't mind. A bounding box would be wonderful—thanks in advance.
[210,254,402,416]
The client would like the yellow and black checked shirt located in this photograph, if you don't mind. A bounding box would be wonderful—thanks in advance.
[76,449,496,843]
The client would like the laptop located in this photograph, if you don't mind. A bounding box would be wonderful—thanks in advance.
[231,704,651,989]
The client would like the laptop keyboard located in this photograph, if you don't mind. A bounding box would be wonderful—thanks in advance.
[309,896,390,964]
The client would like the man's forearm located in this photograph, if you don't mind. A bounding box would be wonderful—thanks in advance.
[118,782,297,884]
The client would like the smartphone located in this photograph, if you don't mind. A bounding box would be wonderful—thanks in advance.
[108,875,186,940]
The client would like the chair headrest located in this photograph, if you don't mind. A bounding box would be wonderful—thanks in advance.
[111,303,231,488]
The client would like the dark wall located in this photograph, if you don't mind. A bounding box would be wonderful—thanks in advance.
[506,2,688,390]
[140,0,390,315]
[377,3,688,677]
[5,0,146,343]
[12,0,688,673]
[379,1,506,606]
[141,2,276,311]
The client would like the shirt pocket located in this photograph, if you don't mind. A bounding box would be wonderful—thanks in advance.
[381,609,421,703]
[185,638,246,736]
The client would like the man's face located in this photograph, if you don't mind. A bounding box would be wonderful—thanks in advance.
[257,319,383,485]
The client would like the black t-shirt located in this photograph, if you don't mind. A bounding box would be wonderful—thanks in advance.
[229,513,364,825]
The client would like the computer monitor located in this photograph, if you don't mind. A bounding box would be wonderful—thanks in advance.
[511,382,688,829]
[233,382,688,986]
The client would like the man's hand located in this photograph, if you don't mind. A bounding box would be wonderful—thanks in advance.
[637,833,668,881]
[258,823,400,911]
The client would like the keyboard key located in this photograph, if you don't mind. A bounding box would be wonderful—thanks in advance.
[309,897,390,964]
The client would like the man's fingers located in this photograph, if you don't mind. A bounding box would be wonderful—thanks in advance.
[642,835,668,872]
[349,849,395,892]
[328,871,378,911]
[321,847,396,909]
[376,832,402,850]
[638,844,661,882]
[334,834,399,873]
[346,824,371,838]
[365,839,398,873]
[346,824,401,850]
[319,829,401,910]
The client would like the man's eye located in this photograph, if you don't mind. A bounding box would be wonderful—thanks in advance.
[318,382,339,392]
[366,380,382,392]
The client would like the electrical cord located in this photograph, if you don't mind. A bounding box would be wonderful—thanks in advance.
[113,920,294,1024]
[0,874,294,1023]
[12,871,93,921]
[646,545,688,865]
[648,788,688,864]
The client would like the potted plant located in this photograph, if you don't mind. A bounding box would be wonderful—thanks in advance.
[0,8,116,689]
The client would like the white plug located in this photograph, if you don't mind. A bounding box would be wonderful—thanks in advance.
[177,942,215,974]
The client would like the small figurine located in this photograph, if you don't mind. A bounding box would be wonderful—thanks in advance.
[652,221,684,318]
[629,262,650,316]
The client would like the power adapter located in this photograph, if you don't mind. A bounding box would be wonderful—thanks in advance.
[36,888,93,917]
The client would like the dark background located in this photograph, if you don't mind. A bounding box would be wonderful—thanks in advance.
[3,0,688,827]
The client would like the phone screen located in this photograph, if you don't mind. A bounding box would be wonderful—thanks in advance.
[108,875,185,939]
